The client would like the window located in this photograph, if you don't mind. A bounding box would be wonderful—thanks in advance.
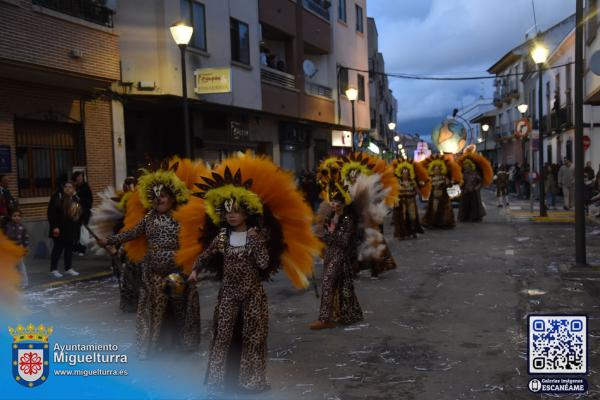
[355,4,363,33]
[180,0,207,51]
[230,18,250,65]
[338,0,347,22]
[339,67,349,93]
[357,74,365,101]
[15,119,86,198]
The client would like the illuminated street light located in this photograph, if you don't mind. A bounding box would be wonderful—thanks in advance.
[388,122,396,131]
[394,135,400,142]
[517,104,529,115]
[170,21,194,158]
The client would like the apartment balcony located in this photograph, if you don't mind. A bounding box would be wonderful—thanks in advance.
[0,0,119,89]
[303,0,331,20]
[301,92,334,123]
[259,0,296,37]
[303,2,331,54]
[33,0,114,27]
[304,81,333,99]
[261,66,296,90]
[261,67,299,118]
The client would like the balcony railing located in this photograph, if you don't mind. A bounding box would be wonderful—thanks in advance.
[33,0,114,27]
[303,0,330,20]
[261,67,296,90]
[305,82,333,99]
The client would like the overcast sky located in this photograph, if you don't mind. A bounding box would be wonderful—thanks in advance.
[367,0,575,139]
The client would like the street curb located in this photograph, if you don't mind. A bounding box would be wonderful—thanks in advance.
[32,270,114,290]
[561,265,600,280]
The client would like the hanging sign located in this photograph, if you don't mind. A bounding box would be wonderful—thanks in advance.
[514,118,532,139]
[194,68,231,94]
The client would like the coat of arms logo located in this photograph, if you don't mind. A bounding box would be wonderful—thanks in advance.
[9,323,53,388]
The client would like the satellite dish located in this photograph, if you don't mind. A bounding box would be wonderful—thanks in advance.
[303,60,318,78]
[591,50,600,76]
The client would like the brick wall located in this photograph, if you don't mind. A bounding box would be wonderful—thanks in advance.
[0,0,119,82]
[0,79,115,221]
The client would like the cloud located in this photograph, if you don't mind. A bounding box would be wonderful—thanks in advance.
[367,0,575,134]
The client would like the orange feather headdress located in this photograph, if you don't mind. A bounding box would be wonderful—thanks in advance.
[339,152,399,206]
[456,151,494,187]
[121,157,210,264]
[392,157,432,199]
[420,154,463,185]
[176,152,323,288]
[0,231,26,308]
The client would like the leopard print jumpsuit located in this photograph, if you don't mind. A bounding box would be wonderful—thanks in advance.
[193,230,270,392]
[318,211,363,325]
[108,210,201,358]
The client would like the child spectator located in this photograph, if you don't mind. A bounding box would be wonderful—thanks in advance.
[4,209,29,288]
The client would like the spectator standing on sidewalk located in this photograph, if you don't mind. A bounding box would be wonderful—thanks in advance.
[3,209,29,288]
[0,174,16,223]
[72,171,93,256]
[544,164,557,210]
[584,161,595,207]
[514,163,523,198]
[495,164,509,207]
[558,158,575,210]
[47,181,82,278]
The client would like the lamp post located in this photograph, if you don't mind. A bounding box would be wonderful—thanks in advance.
[481,123,490,157]
[387,122,396,161]
[574,0,587,266]
[517,103,534,212]
[170,22,194,159]
[345,87,358,151]
[531,38,549,217]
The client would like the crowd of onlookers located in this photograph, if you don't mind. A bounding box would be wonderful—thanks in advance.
[493,158,600,211]
[0,171,94,287]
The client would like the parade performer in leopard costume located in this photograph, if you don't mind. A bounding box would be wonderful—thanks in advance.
[178,152,321,394]
[457,149,493,222]
[97,159,207,359]
[391,158,430,239]
[421,155,463,229]
[335,152,399,278]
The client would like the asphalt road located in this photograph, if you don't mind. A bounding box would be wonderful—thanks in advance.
[23,191,600,400]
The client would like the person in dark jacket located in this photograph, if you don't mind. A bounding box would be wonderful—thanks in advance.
[72,171,93,255]
[47,181,82,278]
[0,174,16,222]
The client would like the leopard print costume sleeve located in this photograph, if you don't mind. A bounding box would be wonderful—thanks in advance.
[107,211,149,246]
[246,234,269,270]
[192,233,222,273]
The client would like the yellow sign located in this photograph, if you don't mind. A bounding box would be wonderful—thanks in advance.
[194,68,231,94]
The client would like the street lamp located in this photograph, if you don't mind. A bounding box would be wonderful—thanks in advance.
[387,122,396,131]
[517,104,529,115]
[345,87,358,151]
[531,38,549,217]
[170,22,194,159]
[394,135,400,142]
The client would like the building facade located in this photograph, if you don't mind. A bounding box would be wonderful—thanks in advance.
[114,0,370,175]
[488,14,576,169]
[583,0,600,172]
[367,17,397,158]
[0,0,119,237]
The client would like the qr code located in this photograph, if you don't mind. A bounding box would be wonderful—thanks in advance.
[528,315,587,374]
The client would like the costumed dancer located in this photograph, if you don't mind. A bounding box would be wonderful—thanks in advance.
[89,177,141,312]
[0,230,26,308]
[179,152,321,393]
[457,149,493,222]
[391,158,430,239]
[311,175,363,330]
[495,164,509,207]
[338,152,399,278]
[97,159,205,359]
[421,155,463,229]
